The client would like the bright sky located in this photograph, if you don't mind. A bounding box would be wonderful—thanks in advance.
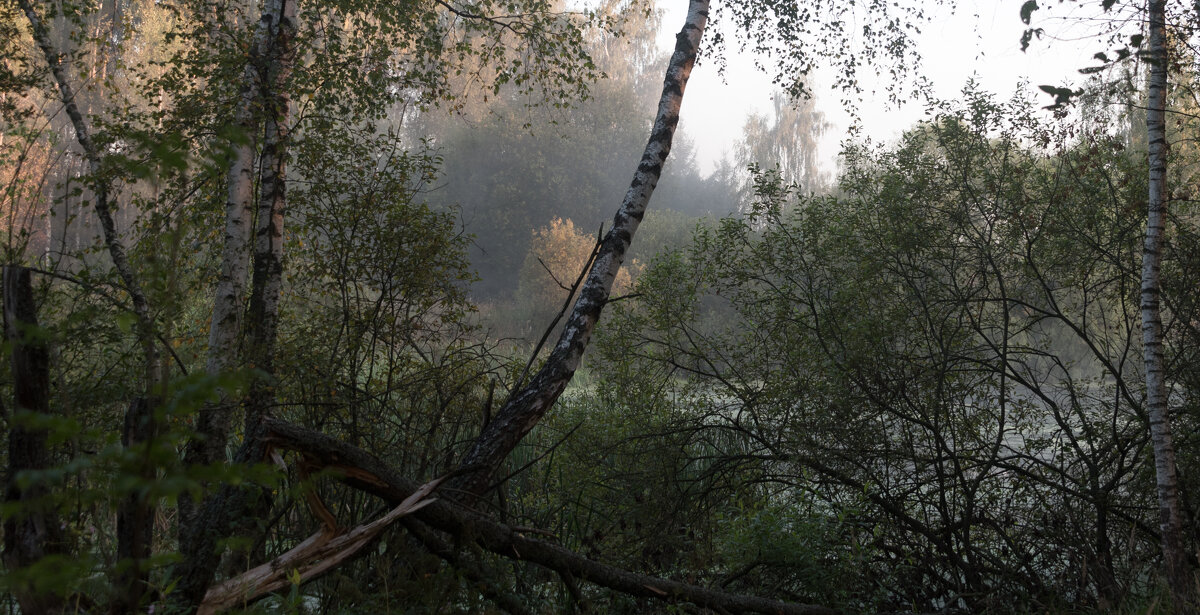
[659,0,1123,176]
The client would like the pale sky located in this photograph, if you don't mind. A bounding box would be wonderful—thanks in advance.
[659,0,1123,176]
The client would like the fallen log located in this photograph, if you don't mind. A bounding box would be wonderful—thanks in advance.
[262,417,834,615]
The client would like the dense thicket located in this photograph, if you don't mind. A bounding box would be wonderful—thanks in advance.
[553,88,1200,612]
[3,0,1200,612]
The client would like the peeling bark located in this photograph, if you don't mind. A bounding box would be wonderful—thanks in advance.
[1142,0,1190,602]
[2,266,66,615]
[197,478,442,614]
[453,0,710,497]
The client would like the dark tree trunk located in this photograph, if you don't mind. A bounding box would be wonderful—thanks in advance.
[111,396,157,614]
[3,266,65,615]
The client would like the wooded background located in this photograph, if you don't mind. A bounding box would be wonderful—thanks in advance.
[3,0,1200,612]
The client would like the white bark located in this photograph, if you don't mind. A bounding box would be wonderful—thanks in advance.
[1142,0,1190,601]
[175,1,297,604]
[196,0,295,466]
[454,0,710,496]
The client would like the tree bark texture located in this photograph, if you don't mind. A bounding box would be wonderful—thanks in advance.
[1141,0,1191,602]
[175,0,297,606]
[193,0,296,470]
[453,0,710,497]
[244,0,295,429]
[3,266,65,615]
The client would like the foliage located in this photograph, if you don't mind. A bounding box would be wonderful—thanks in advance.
[577,88,1200,612]
[6,0,1200,611]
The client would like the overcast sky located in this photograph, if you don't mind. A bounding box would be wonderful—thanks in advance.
[659,0,1125,176]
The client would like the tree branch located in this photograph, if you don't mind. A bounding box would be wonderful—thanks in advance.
[261,417,833,615]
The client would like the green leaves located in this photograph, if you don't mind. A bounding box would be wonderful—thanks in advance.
[1019,27,1043,52]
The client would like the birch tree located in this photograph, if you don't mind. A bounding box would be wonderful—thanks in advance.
[1020,0,1197,601]
[452,0,709,496]
[189,0,296,471]
[1141,0,1190,602]
[14,0,166,607]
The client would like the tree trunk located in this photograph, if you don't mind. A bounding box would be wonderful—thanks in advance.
[189,0,290,472]
[1142,0,1191,603]
[453,0,710,496]
[16,3,163,608]
[244,0,294,432]
[238,0,295,565]
[111,396,157,615]
[174,0,296,606]
[2,266,65,615]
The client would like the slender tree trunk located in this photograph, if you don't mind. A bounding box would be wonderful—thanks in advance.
[16,0,158,384]
[237,0,295,564]
[1142,0,1191,603]
[16,3,162,609]
[188,0,281,472]
[244,0,294,432]
[174,0,296,606]
[2,266,65,615]
[452,0,710,496]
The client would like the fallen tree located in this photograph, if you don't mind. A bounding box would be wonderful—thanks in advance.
[257,417,836,615]
[193,2,828,611]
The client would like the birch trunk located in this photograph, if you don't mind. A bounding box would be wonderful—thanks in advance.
[192,0,291,469]
[175,0,296,606]
[16,3,161,608]
[1142,0,1191,602]
[244,0,295,430]
[452,0,710,496]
